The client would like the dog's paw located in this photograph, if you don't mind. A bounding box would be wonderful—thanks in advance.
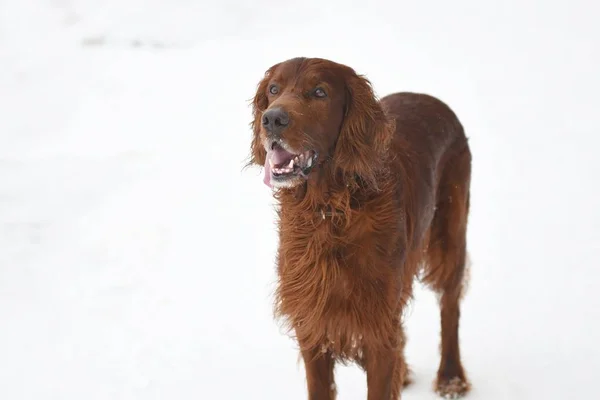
[434,376,470,399]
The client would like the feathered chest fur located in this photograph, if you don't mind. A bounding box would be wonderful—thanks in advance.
[273,188,407,360]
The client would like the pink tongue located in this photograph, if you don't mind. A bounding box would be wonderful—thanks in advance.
[263,152,273,187]
[263,147,295,188]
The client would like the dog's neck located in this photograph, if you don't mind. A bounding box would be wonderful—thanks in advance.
[275,172,370,220]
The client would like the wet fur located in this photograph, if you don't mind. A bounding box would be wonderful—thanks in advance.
[249,58,472,399]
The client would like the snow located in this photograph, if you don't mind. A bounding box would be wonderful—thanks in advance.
[1,0,599,398]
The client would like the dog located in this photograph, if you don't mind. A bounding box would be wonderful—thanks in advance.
[248,57,472,399]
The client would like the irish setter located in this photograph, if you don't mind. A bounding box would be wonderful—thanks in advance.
[249,57,472,399]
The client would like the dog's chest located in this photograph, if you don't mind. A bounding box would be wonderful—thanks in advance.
[278,212,400,356]
[281,218,386,302]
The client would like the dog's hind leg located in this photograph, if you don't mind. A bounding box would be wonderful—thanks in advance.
[422,144,472,398]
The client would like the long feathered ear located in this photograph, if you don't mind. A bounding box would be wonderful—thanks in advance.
[333,73,393,189]
[248,67,276,167]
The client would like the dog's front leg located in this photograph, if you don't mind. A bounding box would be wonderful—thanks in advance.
[365,348,398,400]
[299,344,336,400]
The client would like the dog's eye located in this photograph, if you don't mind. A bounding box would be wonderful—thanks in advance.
[269,85,279,95]
[313,87,327,98]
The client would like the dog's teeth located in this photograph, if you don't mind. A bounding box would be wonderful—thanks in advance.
[288,159,294,168]
[307,157,313,167]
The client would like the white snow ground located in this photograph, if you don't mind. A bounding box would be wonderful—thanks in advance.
[1,1,599,399]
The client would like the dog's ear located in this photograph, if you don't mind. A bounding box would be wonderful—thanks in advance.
[333,72,393,189]
[249,66,277,166]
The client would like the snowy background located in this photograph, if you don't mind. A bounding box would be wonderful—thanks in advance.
[1,0,599,399]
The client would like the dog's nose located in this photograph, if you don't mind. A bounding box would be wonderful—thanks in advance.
[262,107,289,136]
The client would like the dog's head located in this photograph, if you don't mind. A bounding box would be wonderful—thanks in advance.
[249,57,392,189]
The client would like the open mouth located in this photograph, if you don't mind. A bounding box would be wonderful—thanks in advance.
[263,142,318,188]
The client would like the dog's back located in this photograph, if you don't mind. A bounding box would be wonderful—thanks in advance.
[382,92,471,249]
